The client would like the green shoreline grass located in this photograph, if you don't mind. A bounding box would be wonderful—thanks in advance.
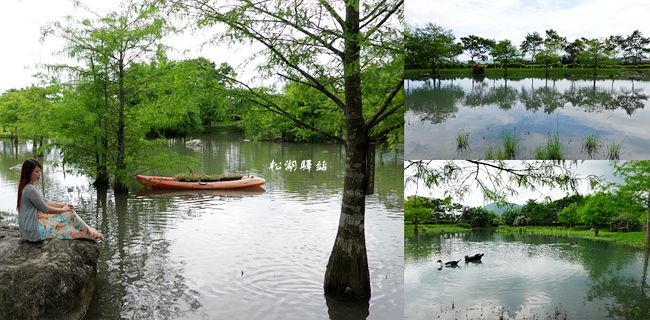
[405,224,648,249]
[405,67,650,80]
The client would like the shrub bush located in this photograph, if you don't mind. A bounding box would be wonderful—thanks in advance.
[456,222,472,229]
[471,64,485,75]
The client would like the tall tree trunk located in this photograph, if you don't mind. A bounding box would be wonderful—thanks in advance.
[324,0,371,301]
[646,205,650,245]
[93,60,110,187]
[114,57,128,192]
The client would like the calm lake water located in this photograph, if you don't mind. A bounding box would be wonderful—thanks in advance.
[405,78,650,159]
[405,230,650,320]
[0,133,404,320]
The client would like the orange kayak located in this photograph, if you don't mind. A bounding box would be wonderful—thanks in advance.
[135,175,266,190]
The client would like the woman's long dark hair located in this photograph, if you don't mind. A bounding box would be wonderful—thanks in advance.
[17,159,42,210]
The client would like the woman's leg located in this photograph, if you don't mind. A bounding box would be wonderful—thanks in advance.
[67,211,103,240]
[37,211,102,241]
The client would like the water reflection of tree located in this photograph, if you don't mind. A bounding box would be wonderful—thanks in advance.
[406,82,464,124]
[611,88,648,116]
[404,233,442,263]
[407,80,649,123]
[579,244,650,320]
[326,296,370,320]
[85,189,197,319]
[489,80,520,110]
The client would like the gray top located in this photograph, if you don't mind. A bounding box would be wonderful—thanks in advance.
[18,184,49,242]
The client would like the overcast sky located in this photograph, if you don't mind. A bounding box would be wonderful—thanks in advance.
[0,0,258,93]
[404,160,623,207]
[406,0,650,54]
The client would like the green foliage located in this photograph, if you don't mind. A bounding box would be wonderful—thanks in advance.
[614,160,650,242]
[128,58,237,137]
[455,222,471,229]
[535,48,561,76]
[491,40,520,77]
[580,38,612,76]
[578,192,619,235]
[460,35,494,62]
[42,1,182,189]
[460,206,495,227]
[614,161,650,206]
[558,202,581,227]
[520,32,543,60]
[502,207,524,226]
[404,195,461,225]
[406,24,462,74]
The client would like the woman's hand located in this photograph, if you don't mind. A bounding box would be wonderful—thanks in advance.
[66,204,76,211]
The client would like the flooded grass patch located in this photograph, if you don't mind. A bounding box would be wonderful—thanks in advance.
[582,133,600,156]
[535,134,563,160]
[607,141,622,160]
[456,132,470,150]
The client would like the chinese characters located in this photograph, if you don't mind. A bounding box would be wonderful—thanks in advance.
[269,159,328,172]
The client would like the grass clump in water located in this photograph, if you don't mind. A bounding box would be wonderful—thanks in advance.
[535,134,563,160]
[485,130,518,160]
[607,141,622,160]
[456,132,470,150]
[582,133,599,156]
[502,131,518,159]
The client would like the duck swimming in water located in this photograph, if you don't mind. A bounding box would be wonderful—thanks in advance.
[437,259,461,267]
[464,253,484,262]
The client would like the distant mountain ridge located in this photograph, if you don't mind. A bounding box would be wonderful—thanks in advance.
[483,202,522,215]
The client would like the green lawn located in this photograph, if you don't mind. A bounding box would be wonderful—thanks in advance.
[405,67,650,80]
[497,226,647,249]
[404,223,473,237]
[405,223,648,249]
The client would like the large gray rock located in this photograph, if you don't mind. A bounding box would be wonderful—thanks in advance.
[0,227,99,320]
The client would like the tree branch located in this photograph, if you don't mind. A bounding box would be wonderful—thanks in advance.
[366,78,403,129]
[225,75,344,143]
[361,0,403,39]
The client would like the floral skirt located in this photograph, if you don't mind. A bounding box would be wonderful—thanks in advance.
[37,211,102,241]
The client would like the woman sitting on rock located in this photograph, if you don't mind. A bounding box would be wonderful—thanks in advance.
[16,158,102,242]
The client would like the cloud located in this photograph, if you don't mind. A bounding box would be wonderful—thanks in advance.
[0,0,262,93]
[406,0,650,46]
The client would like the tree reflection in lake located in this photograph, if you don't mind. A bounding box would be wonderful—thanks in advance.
[405,80,464,124]
[405,78,650,159]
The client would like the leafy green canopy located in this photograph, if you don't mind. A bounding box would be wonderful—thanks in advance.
[163,0,404,146]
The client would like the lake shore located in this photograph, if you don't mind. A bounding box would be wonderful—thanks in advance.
[405,67,650,80]
[405,223,648,249]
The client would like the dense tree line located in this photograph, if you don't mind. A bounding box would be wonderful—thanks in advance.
[406,24,650,77]
[406,191,644,237]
